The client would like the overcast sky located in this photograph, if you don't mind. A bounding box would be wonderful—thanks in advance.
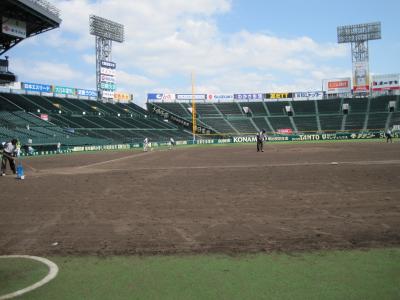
[6,0,400,107]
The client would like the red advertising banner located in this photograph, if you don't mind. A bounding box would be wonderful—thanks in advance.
[277,128,293,134]
[353,85,369,92]
[328,80,349,89]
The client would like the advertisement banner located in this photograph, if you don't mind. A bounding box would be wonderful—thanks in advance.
[277,128,293,134]
[40,114,49,121]
[22,82,52,93]
[102,90,114,99]
[100,82,116,91]
[100,61,116,69]
[293,91,323,100]
[207,94,234,101]
[76,89,97,97]
[353,61,370,93]
[371,74,400,91]
[323,78,351,94]
[114,92,131,102]
[147,93,176,101]
[176,94,207,100]
[2,17,26,38]
[100,74,116,84]
[234,93,263,100]
[54,86,75,95]
[100,67,116,76]
[265,93,293,99]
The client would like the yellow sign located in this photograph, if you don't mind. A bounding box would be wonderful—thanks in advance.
[114,92,131,102]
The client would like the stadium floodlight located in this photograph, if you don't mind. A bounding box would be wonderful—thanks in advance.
[337,22,381,44]
[89,15,124,102]
[89,15,124,43]
[337,22,382,94]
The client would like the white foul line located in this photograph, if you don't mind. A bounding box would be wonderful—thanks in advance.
[0,255,59,300]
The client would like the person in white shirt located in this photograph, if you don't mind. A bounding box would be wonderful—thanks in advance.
[169,137,175,150]
[1,139,18,176]
[143,138,149,152]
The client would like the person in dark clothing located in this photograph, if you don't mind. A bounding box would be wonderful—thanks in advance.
[256,129,267,152]
[1,139,18,176]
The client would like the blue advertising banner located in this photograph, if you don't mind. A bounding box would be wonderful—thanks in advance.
[22,82,52,93]
[76,89,97,97]
[147,93,162,100]
[147,93,176,101]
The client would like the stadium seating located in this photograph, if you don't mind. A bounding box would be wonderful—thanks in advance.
[150,96,400,135]
[239,102,268,116]
[266,101,289,115]
[268,117,293,131]
[345,114,366,131]
[292,101,316,115]
[319,115,344,132]
[0,92,192,145]
[292,116,318,132]
[317,100,342,114]
[215,103,243,116]
[2,91,398,145]
[228,118,257,133]
[367,113,388,130]
[344,98,368,113]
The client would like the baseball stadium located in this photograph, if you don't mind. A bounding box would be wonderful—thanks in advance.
[1,1,399,299]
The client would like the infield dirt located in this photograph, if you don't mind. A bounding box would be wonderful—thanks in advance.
[1,142,399,255]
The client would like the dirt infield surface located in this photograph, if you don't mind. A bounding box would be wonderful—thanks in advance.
[1,142,400,255]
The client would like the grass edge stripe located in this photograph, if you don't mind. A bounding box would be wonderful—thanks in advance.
[0,255,59,300]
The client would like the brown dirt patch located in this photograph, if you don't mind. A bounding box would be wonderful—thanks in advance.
[1,142,400,255]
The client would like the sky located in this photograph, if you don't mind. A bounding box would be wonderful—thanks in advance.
[5,0,400,107]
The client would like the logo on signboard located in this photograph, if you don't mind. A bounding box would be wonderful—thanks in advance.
[234,94,263,100]
[100,61,116,69]
[328,81,349,89]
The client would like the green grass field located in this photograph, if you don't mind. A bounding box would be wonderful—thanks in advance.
[1,249,399,300]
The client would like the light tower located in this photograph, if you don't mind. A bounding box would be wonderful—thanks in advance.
[89,15,124,102]
[337,22,381,94]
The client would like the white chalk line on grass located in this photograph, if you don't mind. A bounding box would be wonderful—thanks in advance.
[0,255,58,300]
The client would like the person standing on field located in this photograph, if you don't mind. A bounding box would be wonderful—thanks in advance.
[143,137,149,152]
[385,128,393,143]
[169,137,175,150]
[1,138,18,176]
[256,129,267,152]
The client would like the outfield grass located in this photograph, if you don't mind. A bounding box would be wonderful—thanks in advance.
[0,257,49,296]
[1,249,398,300]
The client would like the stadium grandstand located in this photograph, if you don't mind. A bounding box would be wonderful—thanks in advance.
[148,95,400,136]
[0,91,192,146]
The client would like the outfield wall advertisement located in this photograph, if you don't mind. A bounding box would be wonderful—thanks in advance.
[23,131,393,157]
